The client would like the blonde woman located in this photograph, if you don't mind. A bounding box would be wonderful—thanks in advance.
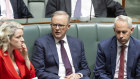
[0,21,35,79]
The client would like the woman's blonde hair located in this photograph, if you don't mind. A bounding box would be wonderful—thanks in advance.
[0,21,24,53]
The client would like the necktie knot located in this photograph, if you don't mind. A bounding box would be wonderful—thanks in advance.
[59,40,65,45]
[121,45,127,49]
[120,45,127,51]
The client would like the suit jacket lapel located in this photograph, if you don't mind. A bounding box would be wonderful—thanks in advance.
[48,34,59,65]
[127,37,135,76]
[66,36,77,67]
[110,37,117,76]
[1,50,20,78]
[91,0,97,16]
[10,0,17,18]
[64,0,71,16]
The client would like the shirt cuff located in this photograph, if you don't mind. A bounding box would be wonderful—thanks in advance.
[59,77,65,79]
[77,73,83,78]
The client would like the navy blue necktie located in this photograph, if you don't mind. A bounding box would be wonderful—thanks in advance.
[59,40,72,76]
[74,0,82,17]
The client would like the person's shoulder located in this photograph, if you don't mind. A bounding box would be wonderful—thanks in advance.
[67,35,82,42]
[36,33,52,41]
[131,36,140,45]
[99,36,116,45]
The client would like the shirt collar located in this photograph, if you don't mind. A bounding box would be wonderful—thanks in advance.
[54,35,67,44]
[117,40,130,47]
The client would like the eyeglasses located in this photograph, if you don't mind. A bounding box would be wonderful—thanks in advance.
[50,23,67,28]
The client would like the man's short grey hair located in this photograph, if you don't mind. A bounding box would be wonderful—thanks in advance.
[114,15,132,28]
[51,11,70,24]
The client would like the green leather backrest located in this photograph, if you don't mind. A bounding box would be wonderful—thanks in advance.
[24,0,48,18]
[77,23,97,78]
[23,24,40,59]
[67,23,78,38]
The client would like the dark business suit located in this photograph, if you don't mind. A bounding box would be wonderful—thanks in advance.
[45,0,127,17]
[0,0,33,19]
[32,34,90,79]
[93,36,140,79]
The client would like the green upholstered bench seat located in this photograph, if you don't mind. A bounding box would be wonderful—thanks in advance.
[23,23,140,78]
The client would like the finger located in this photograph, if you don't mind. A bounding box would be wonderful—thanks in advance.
[21,43,26,48]
[65,74,73,79]
[69,74,76,79]
[73,74,80,79]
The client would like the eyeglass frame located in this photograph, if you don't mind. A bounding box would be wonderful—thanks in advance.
[50,23,68,28]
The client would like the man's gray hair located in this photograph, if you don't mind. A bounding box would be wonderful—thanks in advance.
[51,11,70,24]
[114,15,132,28]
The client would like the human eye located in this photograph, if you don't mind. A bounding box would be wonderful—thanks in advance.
[16,35,22,39]
[116,31,120,34]
[122,31,127,34]
[58,24,65,27]
[52,24,57,27]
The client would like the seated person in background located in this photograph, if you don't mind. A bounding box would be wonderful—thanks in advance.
[32,11,90,79]
[0,21,35,79]
[45,0,127,18]
[93,15,140,79]
[0,0,33,20]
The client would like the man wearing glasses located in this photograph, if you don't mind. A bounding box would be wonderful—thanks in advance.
[32,11,90,79]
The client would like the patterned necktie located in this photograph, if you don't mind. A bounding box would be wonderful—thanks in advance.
[59,40,73,76]
[5,0,11,18]
[74,0,82,17]
[118,45,127,79]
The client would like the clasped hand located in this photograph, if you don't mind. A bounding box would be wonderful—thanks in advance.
[65,73,81,79]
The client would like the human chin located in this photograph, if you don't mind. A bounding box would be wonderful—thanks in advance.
[119,40,126,45]
[53,34,62,40]
[16,45,22,49]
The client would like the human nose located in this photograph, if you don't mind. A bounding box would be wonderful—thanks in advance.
[119,32,123,38]
[21,37,24,42]
[55,25,60,29]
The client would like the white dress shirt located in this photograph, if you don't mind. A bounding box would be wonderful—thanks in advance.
[71,0,95,17]
[114,40,130,79]
[0,0,14,20]
[55,35,75,79]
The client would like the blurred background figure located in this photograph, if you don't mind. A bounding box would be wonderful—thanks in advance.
[45,0,127,18]
[0,0,33,20]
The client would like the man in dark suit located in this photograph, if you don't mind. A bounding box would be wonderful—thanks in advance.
[32,11,90,79]
[45,0,127,18]
[93,15,140,79]
[0,0,33,20]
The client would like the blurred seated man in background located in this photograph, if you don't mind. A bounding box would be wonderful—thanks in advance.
[0,0,33,20]
[0,21,35,79]
[32,11,90,79]
[45,0,127,18]
[93,15,140,79]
